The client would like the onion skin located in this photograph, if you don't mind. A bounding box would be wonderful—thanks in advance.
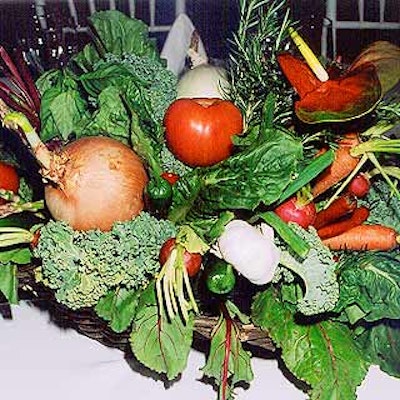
[45,136,148,231]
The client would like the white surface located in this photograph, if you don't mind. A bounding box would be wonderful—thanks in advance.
[0,302,399,400]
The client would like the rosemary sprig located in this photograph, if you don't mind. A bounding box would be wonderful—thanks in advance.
[228,0,293,129]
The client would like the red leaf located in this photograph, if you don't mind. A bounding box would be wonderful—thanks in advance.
[295,64,381,124]
[277,53,322,98]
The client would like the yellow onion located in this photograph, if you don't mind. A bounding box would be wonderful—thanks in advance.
[45,136,148,231]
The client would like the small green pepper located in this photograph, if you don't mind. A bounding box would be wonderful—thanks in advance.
[206,260,236,295]
[146,177,173,210]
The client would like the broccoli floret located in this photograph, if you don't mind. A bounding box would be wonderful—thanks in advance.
[34,212,176,310]
[276,225,340,316]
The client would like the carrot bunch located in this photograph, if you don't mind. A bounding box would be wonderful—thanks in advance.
[307,129,400,251]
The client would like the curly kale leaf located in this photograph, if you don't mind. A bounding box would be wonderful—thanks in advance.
[34,213,176,310]
[276,226,340,316]
[361,179,400,232]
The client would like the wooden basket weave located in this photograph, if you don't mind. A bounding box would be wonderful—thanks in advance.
[7,264,275,354]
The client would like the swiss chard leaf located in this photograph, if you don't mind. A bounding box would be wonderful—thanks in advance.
[129,284,194,380]
[252,288,369,400]
[335,252,400,323]
[355,319,400,378]
[95,288,140,333]
[202,313,254,400]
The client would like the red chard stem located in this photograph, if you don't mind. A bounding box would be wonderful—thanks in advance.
[0,46,29,96]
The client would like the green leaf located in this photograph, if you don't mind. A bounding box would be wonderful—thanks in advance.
[0,247,31,264]
[252,288,369,400]
[278,149,335,203]
[39,72,88,142]
[129,285,194,380]
[0,263,18,304]
[72,10,159,70]
[79,86,130,142]
[355,320,400,378]
[202,313,253,399]
[336,252,400,323]
[95,288,140,333]
[170,131,303,222]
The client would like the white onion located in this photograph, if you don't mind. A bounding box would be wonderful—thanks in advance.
[177,64,230,99]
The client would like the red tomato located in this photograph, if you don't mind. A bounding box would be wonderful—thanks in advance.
[159,237,202,277]
[0,161,19,205]
[164,98,243,167]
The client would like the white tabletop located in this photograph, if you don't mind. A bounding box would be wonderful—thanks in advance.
[0,302,398,400]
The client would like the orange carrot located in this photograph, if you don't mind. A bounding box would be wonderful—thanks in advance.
[313,193,357,229]
[323,224,399,251]
[312,133,361,198]
[317,206,370,239]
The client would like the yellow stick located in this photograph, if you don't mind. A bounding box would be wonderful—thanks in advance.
[289,27,329,82]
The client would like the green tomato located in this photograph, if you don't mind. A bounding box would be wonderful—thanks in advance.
[206,260,236,295]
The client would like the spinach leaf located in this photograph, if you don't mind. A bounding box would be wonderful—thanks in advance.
[72,10,159,71]
[169,131,303,222]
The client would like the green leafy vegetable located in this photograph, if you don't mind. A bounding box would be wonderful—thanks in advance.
[0,247,31,304]
[130,284,194,380]
[202,309,254,400]
[252,288,369,400]
[95,288,141,333]
[355,319,400,377]
[169,131,303,222]
[335,251,400,323]
[274,226,339,316]
[34,212,176,309]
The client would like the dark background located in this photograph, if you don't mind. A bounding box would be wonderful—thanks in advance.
[0,1,398,68]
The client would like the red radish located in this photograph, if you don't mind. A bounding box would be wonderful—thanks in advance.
[347,173,370,198]
[313,193,357,229]
[323,224,399,251]
[274,196,316,229]
[0,161,19,205]
[317,206,370,239]
[159,237,202,277]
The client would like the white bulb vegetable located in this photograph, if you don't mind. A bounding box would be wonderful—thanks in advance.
[211,220,280,285]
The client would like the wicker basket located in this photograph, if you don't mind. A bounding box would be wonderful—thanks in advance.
[9,264,275,354]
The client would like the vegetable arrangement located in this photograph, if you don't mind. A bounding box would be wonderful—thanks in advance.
[1,1,400,399]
